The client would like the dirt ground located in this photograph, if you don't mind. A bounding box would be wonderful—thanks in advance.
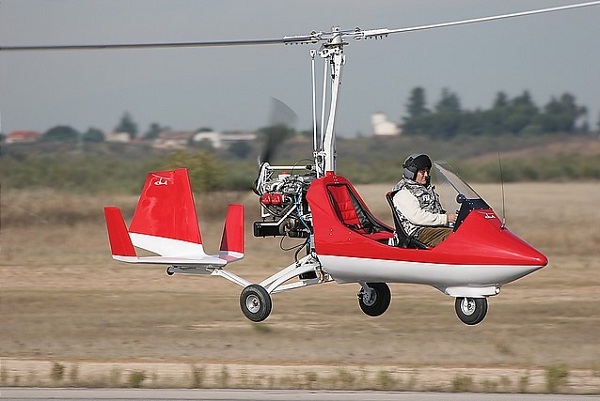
[1,182,599,393]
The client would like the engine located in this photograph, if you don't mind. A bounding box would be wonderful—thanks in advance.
[253,162,316,238]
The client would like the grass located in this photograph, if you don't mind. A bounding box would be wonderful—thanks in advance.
[0,361,598,393]
[127,371,146,388]
[545,364,570,393]
[1,182,599,393]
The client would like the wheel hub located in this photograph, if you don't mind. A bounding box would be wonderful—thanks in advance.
[460,298,476,316]
[246,294,261,314]
[361,289,377,306]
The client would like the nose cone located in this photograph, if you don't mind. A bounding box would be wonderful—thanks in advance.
[501,233,548,268]
[473,227,549,267]
[444,210,549,267]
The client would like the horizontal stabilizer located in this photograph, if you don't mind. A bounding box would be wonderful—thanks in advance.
[104,206,136,257]
[112,254,227,267]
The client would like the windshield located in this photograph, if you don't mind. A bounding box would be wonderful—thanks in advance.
[433,161,497,230]
[433,162,480,199]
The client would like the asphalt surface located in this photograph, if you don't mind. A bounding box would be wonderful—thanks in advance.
[1,388,599,400]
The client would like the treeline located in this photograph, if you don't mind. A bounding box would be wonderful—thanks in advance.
[2,135,598,195]
[402,88,593,138]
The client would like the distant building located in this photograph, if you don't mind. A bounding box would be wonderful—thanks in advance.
[151,130,257,150]
[193,131,222,148]
[6,130,42,144]
[105,131,131,143]
[219,131,257,148]
[193,131,258,149]
[371,112,401,136]
[154,131,194,149]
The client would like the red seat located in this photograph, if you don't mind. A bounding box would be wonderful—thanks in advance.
[327,184,394,241]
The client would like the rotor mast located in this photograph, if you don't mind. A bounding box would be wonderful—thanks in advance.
[313,27,345,177]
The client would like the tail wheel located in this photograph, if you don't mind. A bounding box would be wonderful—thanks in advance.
[358,282,391,317]
[240,284,272,322]
[454,297,488,325]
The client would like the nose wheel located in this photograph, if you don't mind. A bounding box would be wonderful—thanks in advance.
[454,297,488,325]
[357,282,391,317]
[240,284,272,322]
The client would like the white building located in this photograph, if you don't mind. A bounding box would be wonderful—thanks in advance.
[371,112,401,136]
[193,131,257,149]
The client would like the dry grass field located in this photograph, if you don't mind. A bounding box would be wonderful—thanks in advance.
[1,182,599,393]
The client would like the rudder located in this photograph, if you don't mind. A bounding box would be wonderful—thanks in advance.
[104,206,136,257]
[129,168,202,244]
[219,204,244,262]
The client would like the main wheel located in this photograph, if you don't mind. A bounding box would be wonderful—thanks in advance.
[454,297,488,325]
[240,284,272,322]
[357,282,391,317]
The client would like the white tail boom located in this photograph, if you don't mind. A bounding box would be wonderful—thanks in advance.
[104,168,244,268]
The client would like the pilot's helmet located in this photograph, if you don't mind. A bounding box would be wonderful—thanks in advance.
[402,153,432,180]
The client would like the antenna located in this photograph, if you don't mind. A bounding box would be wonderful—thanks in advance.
[498,153,506,229]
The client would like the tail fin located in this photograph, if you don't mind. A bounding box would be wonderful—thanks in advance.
[104,168,243,268]
[219,204,245,262]
[104,206,136,257]
[129,168,202,244]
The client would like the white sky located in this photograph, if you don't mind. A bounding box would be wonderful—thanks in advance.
[1,0,599,137]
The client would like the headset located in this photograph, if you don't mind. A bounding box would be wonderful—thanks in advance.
[402,153,431,181]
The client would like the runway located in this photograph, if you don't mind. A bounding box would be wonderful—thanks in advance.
[2,388,598,400]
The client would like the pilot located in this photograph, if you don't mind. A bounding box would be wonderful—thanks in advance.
[391,154,457,247]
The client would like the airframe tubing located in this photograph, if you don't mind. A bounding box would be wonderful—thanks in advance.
[260,254,324,294]
[169,254,329,295]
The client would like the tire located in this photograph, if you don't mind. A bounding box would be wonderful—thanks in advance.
[240,284,272,322]
[358,282,391,317]
[454,297,488,325]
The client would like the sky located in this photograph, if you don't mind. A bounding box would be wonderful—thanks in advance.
[1,0,599,137]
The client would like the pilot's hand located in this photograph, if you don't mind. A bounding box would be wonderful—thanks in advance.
[447,213,457,224]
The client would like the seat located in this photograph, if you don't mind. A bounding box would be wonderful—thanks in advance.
[327,184,393,242]
[385,191,429,249]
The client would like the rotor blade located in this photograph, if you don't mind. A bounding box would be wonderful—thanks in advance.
[359,1,600,39]
[0,34,320,52]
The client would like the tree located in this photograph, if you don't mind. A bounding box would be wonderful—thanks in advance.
[431,88,462,138]
[229,141,252,159]
[435,88,461,113]
[144,123,168,140]
[402,87,431,135]
[82,127,105,143]
[492,92,509,109]
[482,92,511,135]
[539,93,587,133]
[162,150,223,193]
[504,91,539,134]
[405,87,429,118]
[114,112,138,138]
[43,125,79,142]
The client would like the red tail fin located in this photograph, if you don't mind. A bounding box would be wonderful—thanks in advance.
[219,204,244,261]
[104,206,136,257]
[129,168,201,244]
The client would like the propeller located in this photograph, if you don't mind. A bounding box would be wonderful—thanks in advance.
[2,1,598,52]
[258,98,298,165]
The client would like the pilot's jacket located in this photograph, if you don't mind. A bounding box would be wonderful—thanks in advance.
[391,178,447,236]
